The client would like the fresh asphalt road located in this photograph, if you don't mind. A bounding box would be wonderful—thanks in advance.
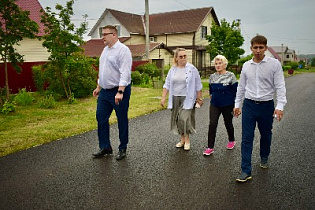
[1,73,315,210]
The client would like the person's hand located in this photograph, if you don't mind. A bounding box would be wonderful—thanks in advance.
[274,109,284,121]
[233,108,241,118]
[160,97,166,107]
[196,98,204,107]
[93,87,100,97]
[115,93,123,105]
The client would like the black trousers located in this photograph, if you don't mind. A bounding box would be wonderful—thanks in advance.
[207,104,235,148]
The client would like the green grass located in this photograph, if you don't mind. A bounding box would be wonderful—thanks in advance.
[0,87,167,156]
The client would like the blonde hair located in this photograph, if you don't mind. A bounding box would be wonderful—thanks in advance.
[173,48,186,65]
[213,55,228,67]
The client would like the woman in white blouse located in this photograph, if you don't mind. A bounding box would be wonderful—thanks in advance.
[161,48,203,150]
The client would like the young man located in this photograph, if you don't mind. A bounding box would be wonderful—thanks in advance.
[92,25,132,160]
[233,35,287,182]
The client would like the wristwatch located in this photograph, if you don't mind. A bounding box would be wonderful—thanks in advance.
[117,90,124,94]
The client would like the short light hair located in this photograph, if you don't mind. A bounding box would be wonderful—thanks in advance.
[213,55,228,67]
[102,25,118,33]
[173,48,186,65]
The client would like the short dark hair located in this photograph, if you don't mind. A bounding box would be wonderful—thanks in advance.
[251,35,267,46]
[102,25,118,33]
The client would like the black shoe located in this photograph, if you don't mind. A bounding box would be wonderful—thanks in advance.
[116,149,126,160]
[236,172,252,182]
[92,148,113,158]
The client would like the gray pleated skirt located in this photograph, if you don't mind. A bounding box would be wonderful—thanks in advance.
[170,96,196,136]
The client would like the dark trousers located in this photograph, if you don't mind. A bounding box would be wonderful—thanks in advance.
[207,104,235,148]
[241,99,274,175]
[96,85,131,151]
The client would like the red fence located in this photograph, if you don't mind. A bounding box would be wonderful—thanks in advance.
[0,62,47,94]
[1,60,149,94]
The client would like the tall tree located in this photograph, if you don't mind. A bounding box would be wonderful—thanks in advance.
[0,0,39,100]
[40,0,88,100]
[206,19,245,67]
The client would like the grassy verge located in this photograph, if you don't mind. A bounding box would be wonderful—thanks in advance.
[0,87,168,156]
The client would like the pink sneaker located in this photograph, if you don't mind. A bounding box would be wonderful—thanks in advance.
[203,148,214,156]
[226,141,236,150]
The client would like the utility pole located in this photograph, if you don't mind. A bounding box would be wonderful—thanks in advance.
[145,0,150,60]
[281,44,284,66]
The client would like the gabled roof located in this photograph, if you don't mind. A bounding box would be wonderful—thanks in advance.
[128,43,170,57]
[269,46,289,54]
[267,47,281,61]
[89,7,219,37]
[88,9,145,36]
[81,37,131,57]
[149,7,219,35]
[15,0,46,36]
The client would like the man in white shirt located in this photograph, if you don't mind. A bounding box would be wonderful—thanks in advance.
[234,35,287,182]
[92,25,132,160]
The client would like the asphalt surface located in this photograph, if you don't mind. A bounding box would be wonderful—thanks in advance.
[1,73,315,210]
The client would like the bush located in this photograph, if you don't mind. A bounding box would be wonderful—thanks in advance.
[288,62,299,70]
[39,95,56,109]
[283,66,292,71]
[32,55,98,99]
[135,63,161,79]
[1,101,15,114]
[131,71,142,85]
[14,88,34,106]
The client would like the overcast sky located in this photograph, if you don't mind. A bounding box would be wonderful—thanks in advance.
[38,0,315,55]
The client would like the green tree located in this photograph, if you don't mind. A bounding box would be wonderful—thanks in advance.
[311,57,315,67]
[206,19,245,67]
[40,0,89,100]
[0,0,39,100]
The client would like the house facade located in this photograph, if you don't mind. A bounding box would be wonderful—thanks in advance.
[84,7,219,71]
[266,46,298,65]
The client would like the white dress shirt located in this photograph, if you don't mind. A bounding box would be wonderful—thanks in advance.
[163,63,203,109]
[98,41,132,89]
[235,56,287,110]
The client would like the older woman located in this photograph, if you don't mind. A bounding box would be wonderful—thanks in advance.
[203,55,238,156]
[161,48,203,150]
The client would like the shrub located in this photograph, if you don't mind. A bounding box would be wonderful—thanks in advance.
[141,73,150,85]
[32,54,98,99]
[1,101,15,114]
[136,63,161,79]
[131,71,142,85]
[39,95,56,109]
[288,62,299,70]
[14,88,34,106]
[283,66,292,71]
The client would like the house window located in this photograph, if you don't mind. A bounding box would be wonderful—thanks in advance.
[286,54,289,59]
[114,25,121,37]
[99,27,103,38]
[201,26,207,39]
[150,37,157,42]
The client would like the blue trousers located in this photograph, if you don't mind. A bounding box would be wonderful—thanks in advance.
[96,85,131,150]
[241,99,274,175]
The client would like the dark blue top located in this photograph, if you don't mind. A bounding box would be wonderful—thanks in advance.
[209,71,238,107]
